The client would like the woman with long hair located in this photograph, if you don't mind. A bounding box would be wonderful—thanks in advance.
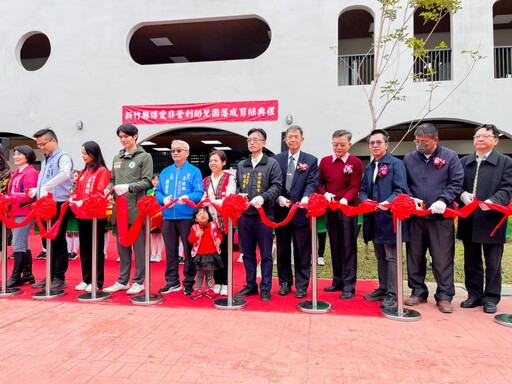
[69,141,110,292]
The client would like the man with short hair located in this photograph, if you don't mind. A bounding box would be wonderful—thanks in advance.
[274,125,318,298]
[318,130,363,299]
[30,128,74,290]
[235,128,282,301]
[403,123,463,313]
[156,140,204,295]
[360,129,409,309]
[104,124,153,295]
[458,124,512,314]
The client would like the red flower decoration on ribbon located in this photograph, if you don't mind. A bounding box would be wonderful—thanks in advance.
[220,194,249,226]
[305,193,329,218]
[32,195,57,221]
[0,194,11,216]
[137,195,164,218]
[71,194,108,219]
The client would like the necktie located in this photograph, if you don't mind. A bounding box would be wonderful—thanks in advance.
[372,161,379,183]
[472,155,486,195]
[286,155,295,191]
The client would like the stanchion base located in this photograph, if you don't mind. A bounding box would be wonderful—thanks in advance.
[297,300,332,313]
[77,292,112,302]
[31,289,66,300]
[0,287,22,297]
[213,297,247,310]
[130,293,164,306]
[494,314,512,327]
[381,307,421,321]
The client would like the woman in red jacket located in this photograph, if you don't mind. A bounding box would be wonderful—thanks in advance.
[6,145,38,287]
[69,141,110,292]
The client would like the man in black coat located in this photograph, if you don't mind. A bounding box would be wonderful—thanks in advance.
[274,126,319,298]
[458,124,512,314]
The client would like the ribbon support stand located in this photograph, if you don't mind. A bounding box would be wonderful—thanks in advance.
[214,218,247,309]
[77,218,111,302]
[32,219,66,299]
[494,314,512,328]
[131,216,164,305]
[298,216,331,313]
[0,223,21,297]
[381,218,421,321]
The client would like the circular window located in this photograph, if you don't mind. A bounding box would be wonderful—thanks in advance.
[19,32,51,71]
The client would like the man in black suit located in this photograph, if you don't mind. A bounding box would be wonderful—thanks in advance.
[458,124,512,314]
[274,125,319,298]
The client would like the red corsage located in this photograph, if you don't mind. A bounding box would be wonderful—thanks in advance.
[297,162,308,172]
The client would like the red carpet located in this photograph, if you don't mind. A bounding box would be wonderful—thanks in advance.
[2,233,382,317]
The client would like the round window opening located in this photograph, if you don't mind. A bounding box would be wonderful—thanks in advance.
[20,32,51,71]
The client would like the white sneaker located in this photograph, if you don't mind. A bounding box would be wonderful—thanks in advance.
[85,284,99,293]
[150,255,157,262]
[317,257,325,266]
[213,284,221,294]
[237,253,244,263]
[103,282,130,293]
[75,281,88,291]
[154,255,162,262]
[220,285,228,296]
[126,282,144,295]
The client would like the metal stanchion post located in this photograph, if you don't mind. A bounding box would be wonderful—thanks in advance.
[0,223,21,297]
[32,219,65,299]
[131,216,164,305]
[494,314,512,327]
[78,218,111,302]
[214,218,247,309]
[381,218,421,321]
[298,216,331,313]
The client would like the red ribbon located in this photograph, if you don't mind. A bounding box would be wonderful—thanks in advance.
[70,194,109,219]
[257,203,300,229]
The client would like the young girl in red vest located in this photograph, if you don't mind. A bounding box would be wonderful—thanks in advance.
[188,207,223,299]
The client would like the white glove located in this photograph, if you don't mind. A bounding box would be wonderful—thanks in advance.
[324,192,335,202]
[178,194,188,204]
[104,188,110,196]
[163,196,172,206]
[378,201,389,211]
[480,199,492,211]
[27,188,37,198]
[114,184,129,195]
[429,200,447,214]
[39,187,48,198]
[277,196,290,207]
[73,200,83,208]
[250,196,264,209]
[340,198,348,205]
[413,198,424,210]
[460,191,474,206]
[300,196,309,205]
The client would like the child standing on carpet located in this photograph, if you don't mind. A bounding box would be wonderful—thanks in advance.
[188,207,223,299]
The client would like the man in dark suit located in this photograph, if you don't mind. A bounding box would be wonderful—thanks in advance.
[458,124,512,314]
[360,129,409,309]
[274,126,319,298]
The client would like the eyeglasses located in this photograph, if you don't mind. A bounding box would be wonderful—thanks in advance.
[171,149,186,153]
[369,140,385,146]
[413,139,433,145]
[247,138,264,143]
[473,135,495,140]
[36,139,52,148]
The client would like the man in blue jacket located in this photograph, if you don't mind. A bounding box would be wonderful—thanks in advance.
[156,140,204,295]
[403,123,463,313]
[360,129,409,309]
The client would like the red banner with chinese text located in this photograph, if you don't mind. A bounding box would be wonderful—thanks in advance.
[122,100,279,125]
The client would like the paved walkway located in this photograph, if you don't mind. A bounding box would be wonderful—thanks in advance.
[0,285,511,384]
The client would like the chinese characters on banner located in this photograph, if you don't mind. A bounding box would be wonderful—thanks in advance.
[122,100,278,124]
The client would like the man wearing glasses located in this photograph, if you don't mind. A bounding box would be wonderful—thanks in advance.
[360,129,409,309]
[156,140,204,295]
[30,128,74,290]
[457,124,512,314]
[403,123,463,313]
[235,128,282,301]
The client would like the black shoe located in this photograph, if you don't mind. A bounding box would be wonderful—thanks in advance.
[235,285,258,298]
[324,285,343,292]
[364,288,387,301]
[32,279,46,288]
[260,290,271,301]
[483,302,497,314]
[8,254,14,260]
[183,286,193,295]
[381,294,397,308]
[51,278,67,290]
[460,297,482,308]
[340,291,355,300]
[35,251,46,260]
[278,283,291,296]
[158,284,182,294]
[178,256,184,264]
[295,289,307,298]
[68,252,78,261]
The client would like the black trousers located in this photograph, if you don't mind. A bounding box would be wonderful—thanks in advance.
[463,241,503,304]
[213,230,232,285]
[77,218,107,288]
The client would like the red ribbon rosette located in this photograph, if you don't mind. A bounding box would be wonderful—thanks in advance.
[32,195,58,221]
[0,194,11,216]
[214,194,249,229]
[389,194,430,232]
[305,193,329,218]
[70,194,109,219]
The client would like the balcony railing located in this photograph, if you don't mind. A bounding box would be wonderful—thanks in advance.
[413,48,451,82]
[338,53,374,86]
[495,46,512,79]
